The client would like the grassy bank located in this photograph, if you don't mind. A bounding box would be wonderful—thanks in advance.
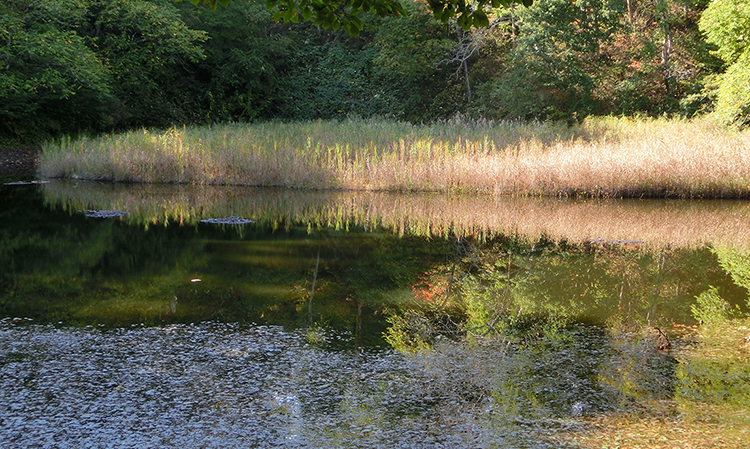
[39,117,750,198]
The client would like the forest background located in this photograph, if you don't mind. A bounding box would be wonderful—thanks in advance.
[1,0,748,142]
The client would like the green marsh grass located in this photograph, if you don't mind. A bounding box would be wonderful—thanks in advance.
[40,116,750,198]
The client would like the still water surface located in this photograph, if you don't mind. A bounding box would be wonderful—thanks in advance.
[1,181,749,447]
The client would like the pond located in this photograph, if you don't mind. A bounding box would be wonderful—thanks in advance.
[1,180,749,447]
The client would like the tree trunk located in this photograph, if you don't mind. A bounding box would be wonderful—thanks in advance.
[658,1,675,97]
[463,61,472,102]
[626,0,633,24]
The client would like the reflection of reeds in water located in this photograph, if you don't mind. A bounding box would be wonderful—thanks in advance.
[43,180,750,249]
[39,117,750,199]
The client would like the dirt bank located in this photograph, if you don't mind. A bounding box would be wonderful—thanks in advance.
[0,144,40,182]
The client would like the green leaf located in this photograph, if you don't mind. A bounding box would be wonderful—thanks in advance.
[350,15,363,31]
[440,6,453,22]
[433,6,444,21]
[457,12,472,30]
[473,11,489,28]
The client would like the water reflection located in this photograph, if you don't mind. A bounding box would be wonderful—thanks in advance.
[2,181,749,446]
[0,181,747,338]
[43,179,750,247]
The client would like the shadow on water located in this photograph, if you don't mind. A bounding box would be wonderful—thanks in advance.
[1,181,749,447]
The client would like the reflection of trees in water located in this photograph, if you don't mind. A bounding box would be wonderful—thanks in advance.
[5,186,453,334]
[293,230,454,347]
[386,235,746,349]
[393,323,681,422]
[381,234,750,419]
[43,180,750,249]
[0,187,207,325]
[6,186,749,432]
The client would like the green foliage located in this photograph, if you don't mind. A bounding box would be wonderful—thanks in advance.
[713,246,750,313]
[87,0,208,128]
[0,0,208,138]
[383,310,433,352]
[188,0,532,36]
[369,2,461,120]
[713,246,750,292]
[0,0,731,140]
[677,317,750,411]
[473,0,719,120]
[710,52,750,126]
[700,0,750,125]
[0,0,114,139]
[371,3,453,79]
[691,286,742,324]
[179,1,285,122]
[699,0,750,64]
[282,45,389,119]
[476,0,623,122]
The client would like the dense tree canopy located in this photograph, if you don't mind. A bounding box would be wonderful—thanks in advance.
[190,0,533,35]
[0,0,113,137]
[0,0,744,140]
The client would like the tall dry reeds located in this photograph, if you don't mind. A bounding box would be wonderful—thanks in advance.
[39,116,750,198]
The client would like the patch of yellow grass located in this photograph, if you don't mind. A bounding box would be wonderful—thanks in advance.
[39,117,750,199]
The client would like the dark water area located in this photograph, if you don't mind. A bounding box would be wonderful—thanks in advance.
[2,181,749,447]
[2,182,748,339]
[1,185,455,347]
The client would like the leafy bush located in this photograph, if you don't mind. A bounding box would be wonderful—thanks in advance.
[700,0,750,126]
[0,0,115,139]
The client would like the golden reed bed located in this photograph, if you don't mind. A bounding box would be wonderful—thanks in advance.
[39,117,750,199]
